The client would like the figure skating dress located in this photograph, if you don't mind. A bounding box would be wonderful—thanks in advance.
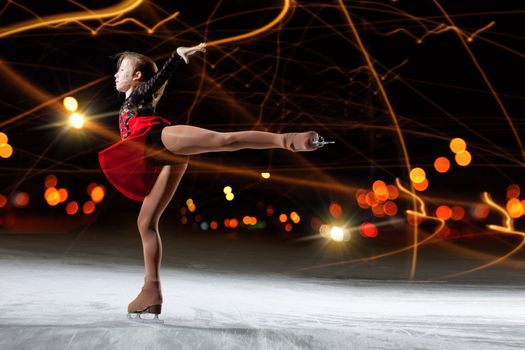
[98,52,183,202]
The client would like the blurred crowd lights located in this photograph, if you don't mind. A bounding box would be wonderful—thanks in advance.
[356,182,399,218]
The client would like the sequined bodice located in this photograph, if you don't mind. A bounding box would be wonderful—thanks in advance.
[119,52,183,139]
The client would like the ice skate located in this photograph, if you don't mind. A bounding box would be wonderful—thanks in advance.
[127,280,164,324]
[284,131,334,152]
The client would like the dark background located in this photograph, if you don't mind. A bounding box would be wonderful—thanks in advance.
[0,1,523,241]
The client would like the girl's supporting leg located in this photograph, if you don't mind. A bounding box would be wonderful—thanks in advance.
[160,125,319,155]
[128,160,188,314]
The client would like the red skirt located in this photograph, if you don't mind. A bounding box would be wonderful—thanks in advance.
[98,116,171,202]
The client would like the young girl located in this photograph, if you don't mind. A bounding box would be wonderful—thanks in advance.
[98,43,332,322]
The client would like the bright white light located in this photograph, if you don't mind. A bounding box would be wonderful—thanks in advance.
[69,113,84,129]
[63,97,78,112]
[330,226,345,242]
[261,172,270,179]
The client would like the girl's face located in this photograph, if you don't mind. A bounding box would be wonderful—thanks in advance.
[114,57,138,93]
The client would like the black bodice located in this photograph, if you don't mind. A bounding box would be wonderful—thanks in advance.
[119,52,183,139]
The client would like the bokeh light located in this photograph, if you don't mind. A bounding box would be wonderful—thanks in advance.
[290,211,300,224]
[451,206,465,221]
[450,138,467,153]
[279,213,287,223]
[225,192,234,201]
[58,188,68,203]
[329,202,343,218]
[506,198,523,218]
[506,184,520,199]
[82,201,95,214]
[0,143,13,158]
[45,187,60,206]
[0,132,7,144]
[0,194,7,208]
[13,192,30,208]
[436,205,452,220]
[434,157,451,173]
[45,175,57,188]
[386,185,399,200]
[260,172,270,179]
[66,201,79,215]
[90,185,105,203]
[409,167,426,184]
[69,113,85,129]
[472,203,490,220]
[223,186,232,194]
[384,201,398,216]
[413,178,429,191]
[359,222,378,238]
[63,97,78,112]
[455,150,472,166]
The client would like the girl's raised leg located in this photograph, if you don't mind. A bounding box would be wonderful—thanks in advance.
[128,160,188,316]
[160,125,320,155]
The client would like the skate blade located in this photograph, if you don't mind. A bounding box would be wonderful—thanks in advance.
[127,313,164,324]
[312,140,335,147]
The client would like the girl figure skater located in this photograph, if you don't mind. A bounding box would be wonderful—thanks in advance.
[98,43,333,323]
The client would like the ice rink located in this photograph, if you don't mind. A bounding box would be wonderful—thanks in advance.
[1,218,524,349]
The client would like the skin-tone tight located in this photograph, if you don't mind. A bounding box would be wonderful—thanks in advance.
[137,125,307,282]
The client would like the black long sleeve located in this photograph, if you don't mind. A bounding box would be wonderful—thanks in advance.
[129,51,184,105]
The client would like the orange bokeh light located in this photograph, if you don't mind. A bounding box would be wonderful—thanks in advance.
[290,211,300,223]
[279,213,287,223]
[384,201,398,216]
[0,143,13,158]
[87,182,97,195]
[449,138,466,153]
[506,184,520,199]
[371,203,385,217]
[0,194,7,208]
[410,167,426,184]
[372,180,388,196]
[90,186,105,203]
[82,201,95,214]
[329,202,343,218]
[45,175,57,188]
[413,178,429,191]
[451,206,465,221]
[387,185,399,200]
[0,132,7,144]
[58,188,68,203]
[455,150,472,166]
[473,203,490,220]
[210,221,218,230]
[66,201,79,215]
[45,187,60,206]
[13,192,29,208]
[436,205,452,220]
[434,157,450,173]
[359,222,378,238]
[229,218,239,229]
[506,198,523,218]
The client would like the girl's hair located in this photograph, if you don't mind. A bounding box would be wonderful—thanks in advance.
[114,51,167,107]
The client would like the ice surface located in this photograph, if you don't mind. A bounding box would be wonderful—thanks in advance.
[1,228,524,349]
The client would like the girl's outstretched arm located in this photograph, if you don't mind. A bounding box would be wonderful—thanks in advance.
[129,43,206,103]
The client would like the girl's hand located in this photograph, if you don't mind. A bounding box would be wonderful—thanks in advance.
[176,43,206,64]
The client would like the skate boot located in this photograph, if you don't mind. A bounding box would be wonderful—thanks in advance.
[283,131,334,152]
[127,279,164,324]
